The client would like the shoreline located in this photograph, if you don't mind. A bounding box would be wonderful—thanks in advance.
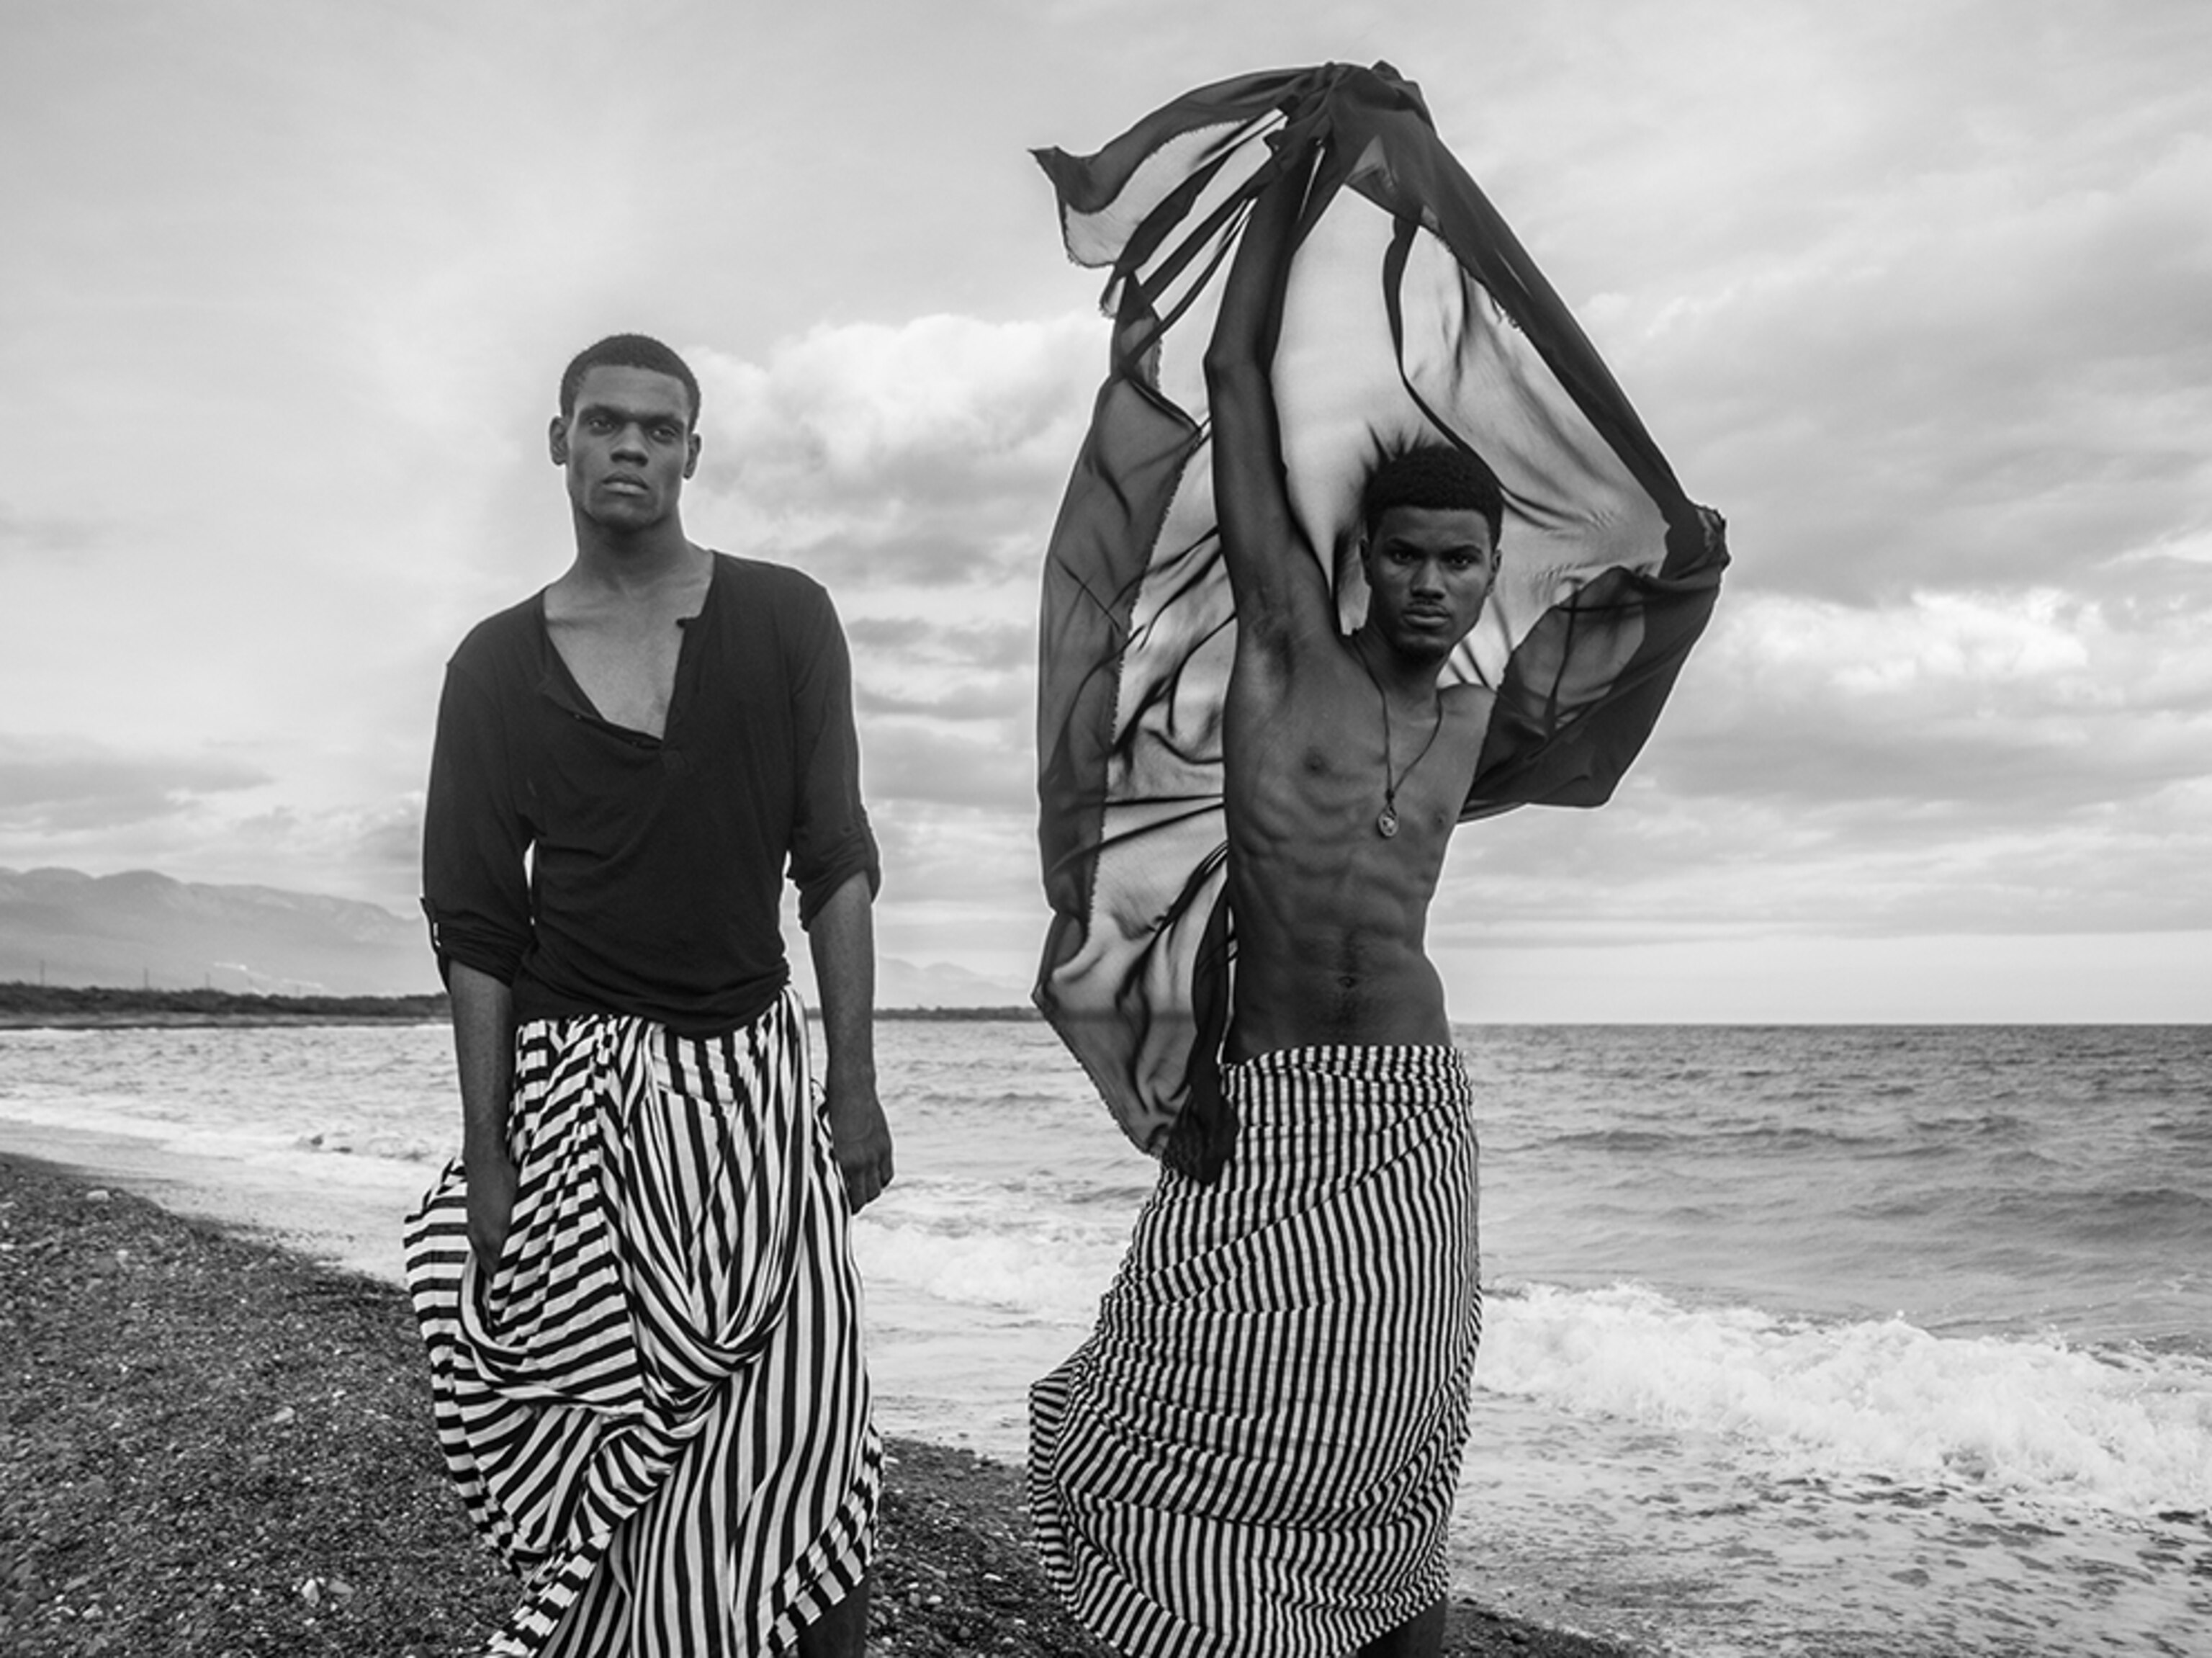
[0,1146,1637,1657]
[0,983,1044,1029]
[0,1013,447,1030]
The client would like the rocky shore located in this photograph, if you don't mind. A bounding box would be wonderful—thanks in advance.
[0,1153,1634,1656]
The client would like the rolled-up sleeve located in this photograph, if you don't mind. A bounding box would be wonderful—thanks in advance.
[786,589,881,928]
[421,658,533,984]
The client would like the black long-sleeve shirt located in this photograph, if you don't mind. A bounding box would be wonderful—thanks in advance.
[421,552,878,1036]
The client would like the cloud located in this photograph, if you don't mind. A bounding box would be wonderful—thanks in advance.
[869,802,1047,918]
[1414,560,2212,941]
[678,320,1090,796]
[1578,25,2212,611]
[863,720,1032,812]
[0,735,269,833]
[217,799,426,899]
[857,676,1028,724]
[1658,588,2212,819]
[687,313,1104,585]
[0,503,105,561]
[1431,764,2212,943]
[846,615,1032,671]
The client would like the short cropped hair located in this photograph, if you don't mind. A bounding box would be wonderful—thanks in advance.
[559,333,702,428]
[1360,442,1504,546]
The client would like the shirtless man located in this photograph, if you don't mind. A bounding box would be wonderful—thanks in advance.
[1212,226,1498,1071]
[407,335,890,1657]
[1213,153,1496,1657]
[1030,154,1493,1658]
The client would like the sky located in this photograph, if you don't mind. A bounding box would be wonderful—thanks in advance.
[3,0,2208,1021]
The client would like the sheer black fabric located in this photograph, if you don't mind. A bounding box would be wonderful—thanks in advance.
[1032,63,1728,1156]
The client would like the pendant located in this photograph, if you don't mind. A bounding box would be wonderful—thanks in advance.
[1377,805,1399,838]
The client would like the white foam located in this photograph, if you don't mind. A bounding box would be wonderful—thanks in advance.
[851,1214,1122,1325]
[1480,1282,2212,1517]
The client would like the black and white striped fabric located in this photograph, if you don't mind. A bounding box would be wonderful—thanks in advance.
[403,988,877,1657]
[1028,1044,1482,1657]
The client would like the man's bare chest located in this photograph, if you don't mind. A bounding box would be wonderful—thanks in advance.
[1226,673,1483,845]
[547,613,691,738]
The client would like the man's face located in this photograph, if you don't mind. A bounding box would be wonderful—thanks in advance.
[1360,505,1498,663]
[549,364,700,531]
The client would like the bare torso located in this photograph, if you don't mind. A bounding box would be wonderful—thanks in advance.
[1222,639,1492,1061]
[541,554,713,738]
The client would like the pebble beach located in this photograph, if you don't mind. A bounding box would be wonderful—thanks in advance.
[0,1149,1632,1657]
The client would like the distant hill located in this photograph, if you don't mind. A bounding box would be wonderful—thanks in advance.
[0,866,435,996]
[0,866,1034,1008]
[871,955,1032,1011]
[0,981,1037,1027]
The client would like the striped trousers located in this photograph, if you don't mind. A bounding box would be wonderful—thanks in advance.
[403,990,878,1657]
[1028,1044,1482,1658]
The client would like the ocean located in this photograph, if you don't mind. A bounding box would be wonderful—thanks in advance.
[1,1019,2206,1656]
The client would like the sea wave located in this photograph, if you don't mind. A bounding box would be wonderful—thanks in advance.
[1478,1281,2212,1520]
[853,1219,1123,1324]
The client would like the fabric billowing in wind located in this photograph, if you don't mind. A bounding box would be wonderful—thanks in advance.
[1032,63,1728,1160]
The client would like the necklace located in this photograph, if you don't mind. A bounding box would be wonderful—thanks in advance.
[1352,642,1446,839]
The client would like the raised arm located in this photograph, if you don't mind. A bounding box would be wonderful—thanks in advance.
[1202,145,1337,656]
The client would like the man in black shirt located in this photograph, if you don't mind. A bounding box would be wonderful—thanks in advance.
[405,334,891,1658]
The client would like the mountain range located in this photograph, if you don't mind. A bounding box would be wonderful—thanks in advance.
[0,866,1027,1008]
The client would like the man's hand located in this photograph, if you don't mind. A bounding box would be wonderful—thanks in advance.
[824,1072,894,1214]
[448,961,518,1268]
[806,871,891,1213]
[465,1150,519,1267]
